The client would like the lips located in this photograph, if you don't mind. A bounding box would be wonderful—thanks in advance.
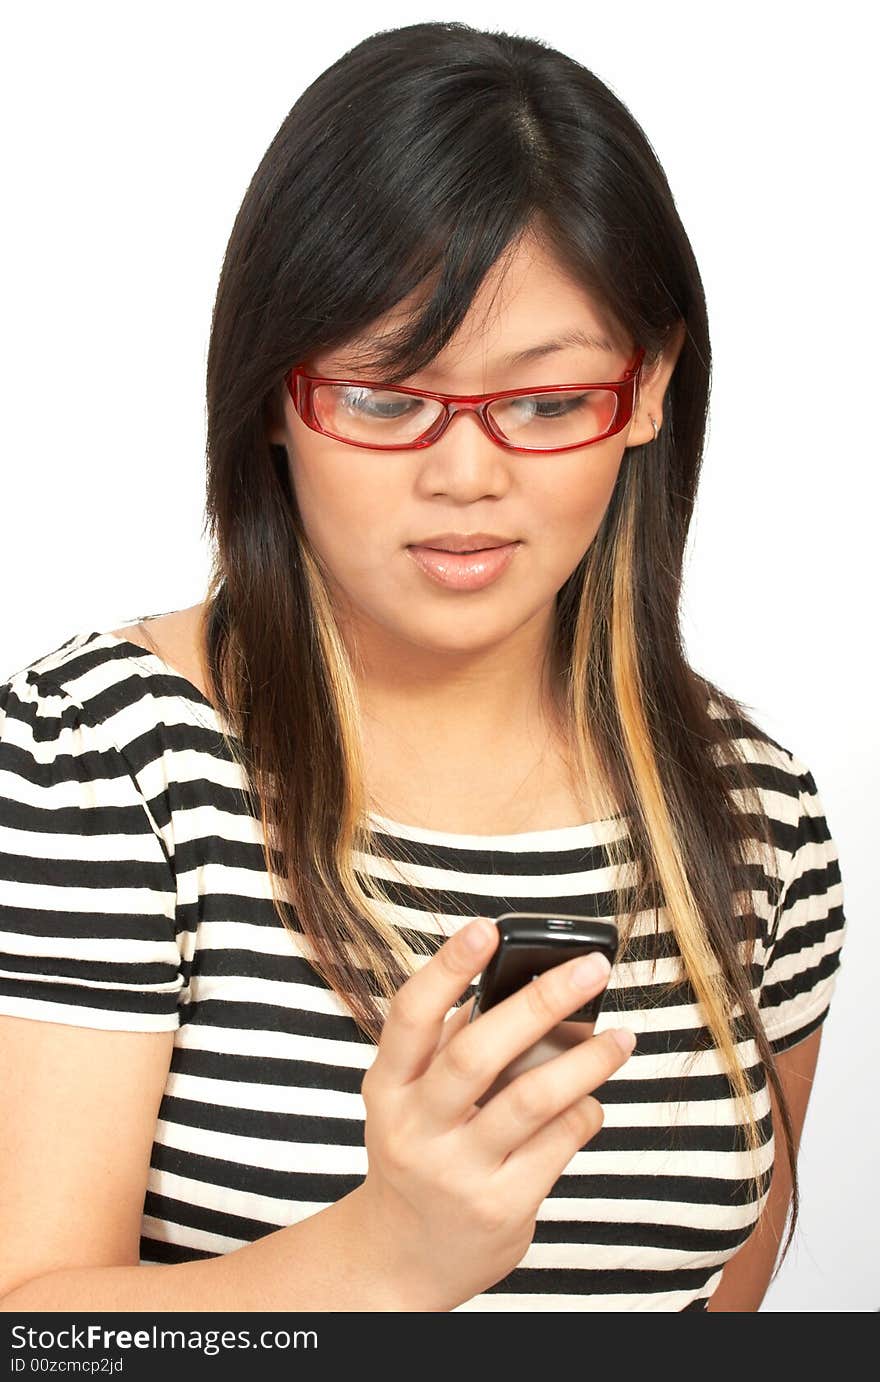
[406,541,521,591]
[410,532,516,553]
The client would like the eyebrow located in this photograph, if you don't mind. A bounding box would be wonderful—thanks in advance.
[498,328,615,365]
[332,325,616,381]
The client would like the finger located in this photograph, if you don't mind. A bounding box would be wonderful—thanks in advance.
[496,1089,609,1205]
[436,996,477,1054]
[419,950,613,1128]
[466,1027,636,1168]
[374,918,498,1085]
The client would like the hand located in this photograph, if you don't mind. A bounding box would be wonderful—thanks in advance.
[355,916,636,1311]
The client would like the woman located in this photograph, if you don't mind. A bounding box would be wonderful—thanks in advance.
[0,21,846,1312]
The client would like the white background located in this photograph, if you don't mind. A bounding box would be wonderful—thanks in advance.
[1,1,875,1311]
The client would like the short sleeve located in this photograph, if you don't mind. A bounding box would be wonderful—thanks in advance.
[0,668,183,1031]
[759,757,847,1055]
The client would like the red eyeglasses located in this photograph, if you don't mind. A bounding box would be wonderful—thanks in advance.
[283,347,646,455]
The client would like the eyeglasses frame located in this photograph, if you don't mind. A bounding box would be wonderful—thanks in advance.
[284,346,647,455]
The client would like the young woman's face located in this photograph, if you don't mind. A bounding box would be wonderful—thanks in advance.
[269,233,683,667]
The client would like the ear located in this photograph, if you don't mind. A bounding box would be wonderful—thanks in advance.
[625,318,687,448]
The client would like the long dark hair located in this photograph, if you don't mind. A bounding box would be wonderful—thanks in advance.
[201,20,799,1270]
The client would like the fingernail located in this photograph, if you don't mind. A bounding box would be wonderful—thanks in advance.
[608,1028,637,1055]
[570,952,611,990]
[462,918,494,952]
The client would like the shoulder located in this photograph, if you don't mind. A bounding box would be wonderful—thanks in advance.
[705,686,844,914]
[1,627,213,757]
[1,630,167,808]
[0,627,230,834]
[705,690,815,827]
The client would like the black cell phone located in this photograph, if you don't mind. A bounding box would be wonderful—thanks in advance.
[471,912,619,1023]
[467,912,619,1104]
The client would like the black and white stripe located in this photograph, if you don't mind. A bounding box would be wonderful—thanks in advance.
[0,629,846,1311]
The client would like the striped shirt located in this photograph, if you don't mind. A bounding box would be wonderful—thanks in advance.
[0,627,847,1311]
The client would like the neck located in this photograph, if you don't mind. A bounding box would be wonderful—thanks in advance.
[350,609,567,757]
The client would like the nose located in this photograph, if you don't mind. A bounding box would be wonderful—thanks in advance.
[432,403,503,451]
[415,413,514,504]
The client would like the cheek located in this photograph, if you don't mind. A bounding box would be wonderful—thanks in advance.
[287,448,397,572]
[534,443,625,558]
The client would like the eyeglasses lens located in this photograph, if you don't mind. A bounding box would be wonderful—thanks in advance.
[311,383,620,449]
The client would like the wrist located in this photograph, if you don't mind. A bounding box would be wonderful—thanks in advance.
[345,1181,450,1312]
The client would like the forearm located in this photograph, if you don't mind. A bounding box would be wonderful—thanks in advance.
[0,1185,428,1314]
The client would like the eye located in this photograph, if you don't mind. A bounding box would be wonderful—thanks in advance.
[505,392,592,418]
[335,387,424,419]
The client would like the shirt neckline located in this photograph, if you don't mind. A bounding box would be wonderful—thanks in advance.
[93,629,625,846]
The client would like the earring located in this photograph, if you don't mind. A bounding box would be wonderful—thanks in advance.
[649,414,659,442]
